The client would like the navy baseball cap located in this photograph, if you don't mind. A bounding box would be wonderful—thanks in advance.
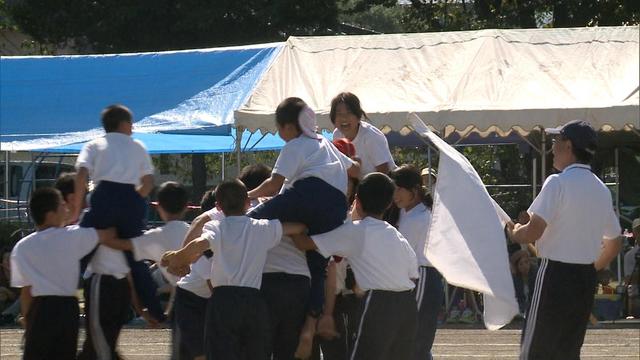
[546,120,597,155]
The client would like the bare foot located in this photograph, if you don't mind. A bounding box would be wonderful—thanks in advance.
[317,314,339,339]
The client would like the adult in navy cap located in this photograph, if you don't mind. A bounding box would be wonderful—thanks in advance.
[508,120,622,360]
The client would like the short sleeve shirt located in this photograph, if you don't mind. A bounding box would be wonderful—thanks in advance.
[273,136,355,195]
[11,226,98,296]
[528,164,621,264]
[312,217,417,291]
[398,203,432,267]
[203,216,282,289]
[132,221,190,286]
[334,121,396,175]
[76,133,154,185]
[177,255,212,298]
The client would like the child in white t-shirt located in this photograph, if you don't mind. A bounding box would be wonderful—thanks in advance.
[246,97,360,358]
[162,179,306,359]
[331,92,396,175]
[11,188,117,360]
[291,173,419,360]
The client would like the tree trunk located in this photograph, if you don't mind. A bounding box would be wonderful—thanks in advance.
[191,154,207,203]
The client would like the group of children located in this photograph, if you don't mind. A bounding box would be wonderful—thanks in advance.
[10,93,443,360]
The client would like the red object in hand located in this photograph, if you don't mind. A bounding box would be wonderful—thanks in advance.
[333,138,356,157]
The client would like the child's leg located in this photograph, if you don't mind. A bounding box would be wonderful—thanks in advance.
[413,267,444,360]
[317,261,339,339]
[79,274,131,360]
[174,287,208,359]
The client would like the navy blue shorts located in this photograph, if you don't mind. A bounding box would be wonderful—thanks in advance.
[174,286,208,359]
[248,177,347,236]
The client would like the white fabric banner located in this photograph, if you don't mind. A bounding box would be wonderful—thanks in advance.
[410,115,519,330]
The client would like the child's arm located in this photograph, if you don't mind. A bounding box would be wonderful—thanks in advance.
[72,167,89,223]
[282,222,307,237]
[182,212,212,247]
[161,237,210,276]
[137,174,154,198]
[248,173,285,199]
[347,161,361,179]
[290,233,318,251]
[19,286,32,327]
[96,228,134,251]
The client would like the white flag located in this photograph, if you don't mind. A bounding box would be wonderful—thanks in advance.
[409,114,519,330]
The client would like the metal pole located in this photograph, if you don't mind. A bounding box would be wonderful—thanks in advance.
[235,126,244,176]
[540,130,547,185]
[615,147,622,283]
[221,153,225,181]
[532,157,537,201]
[4,151,9,219]
[427,145,433,190]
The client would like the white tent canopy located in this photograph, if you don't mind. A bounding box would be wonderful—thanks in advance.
[235,26,639,137]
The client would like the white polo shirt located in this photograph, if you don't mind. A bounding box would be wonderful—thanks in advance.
[529,164,621,264]
[273,136,355,195]
[398,203,432,267]
[263,236,310,277]
[11,226,98,296]
[76,132,154,185]
[203,216,282,289]
[177,255,212,298]
[333,121,396,175]
[312,217,418,292]
[132,220,190,286]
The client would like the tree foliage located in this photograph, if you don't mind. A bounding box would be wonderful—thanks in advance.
[6,0,339,53]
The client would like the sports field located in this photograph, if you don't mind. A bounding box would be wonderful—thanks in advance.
[1,326,638,359]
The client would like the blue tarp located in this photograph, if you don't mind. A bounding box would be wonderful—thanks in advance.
[1,43,283,151]
[38,129,334,154]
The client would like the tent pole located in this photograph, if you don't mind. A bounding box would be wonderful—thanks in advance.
[615,147,622,283]
[4,151,9,219]
[532,157,537,201]
[235,126,244,176]
[221,153,225,181]
[540,130,547,185]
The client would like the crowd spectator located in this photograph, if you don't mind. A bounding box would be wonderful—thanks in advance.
[510,250,538,316]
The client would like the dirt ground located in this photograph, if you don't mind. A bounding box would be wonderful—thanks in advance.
[1,326,638,359]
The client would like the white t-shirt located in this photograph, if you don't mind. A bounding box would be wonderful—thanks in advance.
[333,121,396,175]
[177,255,212,298]
[203,216,282,289]
[529,164,621,264]
[312,217,418,292]
[132,220,189,286]
[273,136,355,195]
[85,245,130,279]
[398,203,432,267]
[263,236,310,277]
[11,226,98,296]
[76,132,154,186]
[204,207,226,222]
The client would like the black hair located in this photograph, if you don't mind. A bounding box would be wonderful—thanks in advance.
[357,172,395,216]
[54,172,76,201]
[275,97,305,133]
[101,104,133,132]
[29,187,62,225]
[389,164,432,207]
[238,164,272,192]
[199,189,216,213]
[214,179,248,215]
[329,92,369,124]
[157,182,189,215]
